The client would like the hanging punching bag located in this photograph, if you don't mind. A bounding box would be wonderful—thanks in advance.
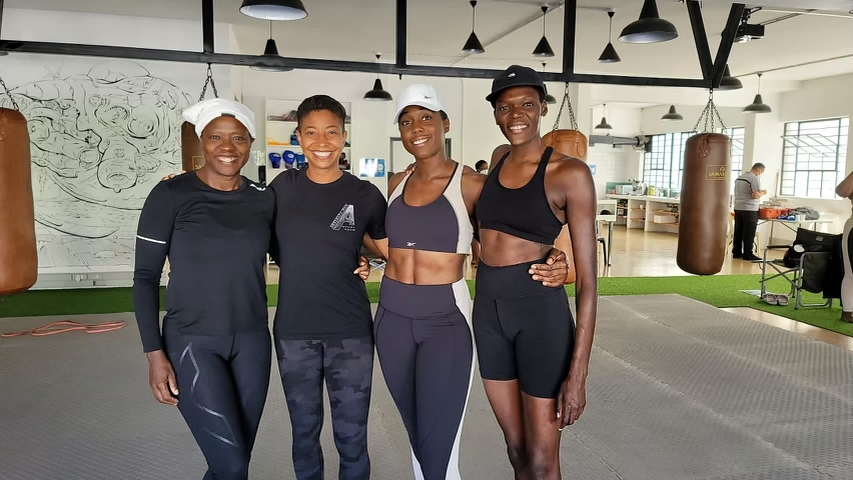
[542,83,588,284]
[181,121,204,172]
[677,132,732,275]
[0,107,38,295]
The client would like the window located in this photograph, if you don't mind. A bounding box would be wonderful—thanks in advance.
[780,117,849,198]
[642,131,694,193]
[729,127,745,192]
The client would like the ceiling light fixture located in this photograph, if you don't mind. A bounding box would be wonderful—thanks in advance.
[718,65,743,91]
[661,105,683,121]
[250,21,293,72]
[595,104,613,130]
[363,54,393,102]
[239,0,308,21]
[532,5,555,57]
[462,1,485,54]
[619,0,678,44]
[743,72,771,113]
[598,11,621,63]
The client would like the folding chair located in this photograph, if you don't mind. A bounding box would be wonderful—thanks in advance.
[759,228,841,309]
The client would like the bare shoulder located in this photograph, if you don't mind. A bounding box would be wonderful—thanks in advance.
[490,144,511,166]
[461,165,487,188]
[388,171,408,196]
[548,151,590,177]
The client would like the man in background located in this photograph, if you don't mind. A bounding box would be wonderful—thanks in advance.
[733,162,767,261]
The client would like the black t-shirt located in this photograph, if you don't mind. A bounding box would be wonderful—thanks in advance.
[270,169,387,340]
[133,172,275,352]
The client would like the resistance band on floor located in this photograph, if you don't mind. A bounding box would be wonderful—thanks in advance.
[2,320,125,338]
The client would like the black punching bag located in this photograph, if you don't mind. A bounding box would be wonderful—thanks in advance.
[677,133,732,275]
[181,122,204,172]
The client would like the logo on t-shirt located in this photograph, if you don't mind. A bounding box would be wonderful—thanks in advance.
[330,204,356,232]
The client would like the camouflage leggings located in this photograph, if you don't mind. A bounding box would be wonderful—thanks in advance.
[275,336,374,480]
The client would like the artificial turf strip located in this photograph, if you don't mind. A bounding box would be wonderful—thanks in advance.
[1,275,847,336]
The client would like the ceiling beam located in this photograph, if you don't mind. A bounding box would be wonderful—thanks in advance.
[710,3,745,89]
[396,0,407,67]
[0,39,708,88]
[686,0,713,82]
[562,0,576,74]
[202,0,214,55]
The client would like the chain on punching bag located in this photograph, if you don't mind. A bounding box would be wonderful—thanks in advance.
[181,64,219,172]
[543,83,588,284]
[0,76,38,295]
[677,91,732,276]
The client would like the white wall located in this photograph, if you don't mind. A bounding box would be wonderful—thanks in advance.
[4,8,232,288]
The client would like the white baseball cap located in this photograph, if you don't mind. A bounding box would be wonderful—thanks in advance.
[182,98,257,139]
[393,84,444,125]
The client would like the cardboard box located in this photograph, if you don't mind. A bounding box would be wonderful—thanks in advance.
[653,214,677,224]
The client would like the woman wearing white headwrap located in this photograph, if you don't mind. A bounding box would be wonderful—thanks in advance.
[132,99,274,479]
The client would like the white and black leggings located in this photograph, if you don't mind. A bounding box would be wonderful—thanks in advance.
[374,277,474,480]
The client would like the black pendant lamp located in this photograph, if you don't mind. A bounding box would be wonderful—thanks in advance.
[595,104,613,130]
[598,11,621,63]
[541,63,557,104]
[661,105,683,121]
[462,1,485,54]
[619,0,678,44]
[240,0,307,21]
[250,22,293,72]
[743,72,772,114]
[364,54,393,102]
[532,6,555,57]
[718,65,743,91]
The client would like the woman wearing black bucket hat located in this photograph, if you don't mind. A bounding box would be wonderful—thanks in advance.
[473,65,598,479]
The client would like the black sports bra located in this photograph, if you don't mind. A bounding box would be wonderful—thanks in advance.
[475,147,564,245]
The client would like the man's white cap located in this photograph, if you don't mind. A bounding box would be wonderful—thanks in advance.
[393,84,444,125]
[182,98,257,139]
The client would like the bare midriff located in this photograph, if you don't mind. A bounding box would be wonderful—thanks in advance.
[478,229,551,267]
[385,248,467,285]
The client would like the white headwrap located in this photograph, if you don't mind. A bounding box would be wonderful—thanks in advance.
[182,98,257,139]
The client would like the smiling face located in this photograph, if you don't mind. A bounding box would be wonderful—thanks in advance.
[397,106,450,159]
[297,109,347,172]
[200,115,252,178]
[493,86,547,146]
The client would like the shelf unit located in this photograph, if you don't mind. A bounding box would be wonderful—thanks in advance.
[605,194,681,234]
[264,99,353,183]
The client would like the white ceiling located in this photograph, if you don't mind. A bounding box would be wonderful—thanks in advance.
[6,0,853,86]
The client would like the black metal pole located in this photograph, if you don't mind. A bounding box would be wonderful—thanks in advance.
[396,0,407,67]
[710,3,745,88]
[0,39,709,88]
[202,0,214,54]
[686,0,713,83]
[562,0,576,75]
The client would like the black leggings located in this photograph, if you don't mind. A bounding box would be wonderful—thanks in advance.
[375,277,474,480]
[275,336,374,480]
[164,329,272,480]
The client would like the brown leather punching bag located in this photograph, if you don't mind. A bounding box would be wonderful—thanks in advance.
[0,108,38,295]
[543,129,588,285]
[677,133,732,275]
[181,121,204,172]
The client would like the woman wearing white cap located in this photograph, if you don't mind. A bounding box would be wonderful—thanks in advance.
[133,98,275,479]
[368,84,568,480]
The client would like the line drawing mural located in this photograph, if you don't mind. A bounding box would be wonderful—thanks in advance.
[0,60,195,271]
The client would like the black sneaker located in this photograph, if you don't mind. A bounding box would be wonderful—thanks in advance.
[743,254,761,261]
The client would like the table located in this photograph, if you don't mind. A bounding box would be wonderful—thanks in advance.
[759,218,834,249]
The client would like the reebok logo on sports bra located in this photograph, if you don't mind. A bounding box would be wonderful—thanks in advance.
[330,204,356,232]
